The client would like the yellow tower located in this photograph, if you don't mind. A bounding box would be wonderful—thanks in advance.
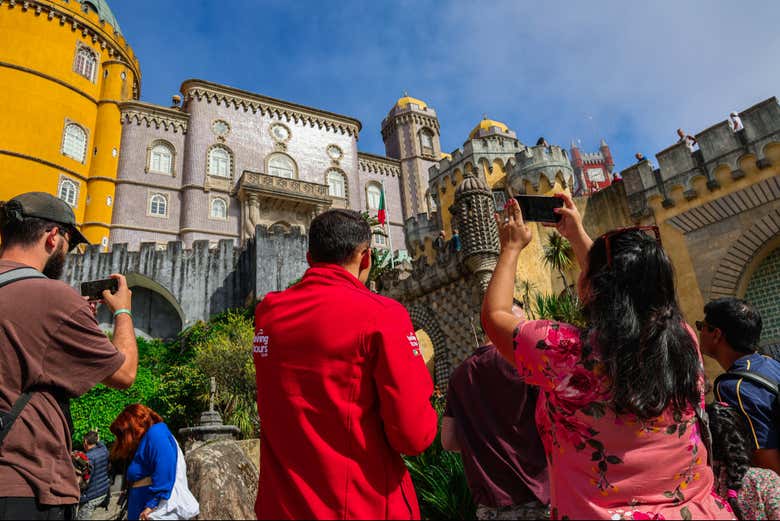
[0,0,140,248]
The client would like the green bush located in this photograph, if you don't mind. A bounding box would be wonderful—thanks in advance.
[531,291,586,328]
[192,309,258,438]
[403,396,475,520]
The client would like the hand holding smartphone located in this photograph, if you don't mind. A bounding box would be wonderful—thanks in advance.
[513,195,563,224]
[80,278,119,301]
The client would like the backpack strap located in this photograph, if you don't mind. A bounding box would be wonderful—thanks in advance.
[715,370,779,396]
[0,267,46,289]
[0,392,33,447]
[0,267,46,448]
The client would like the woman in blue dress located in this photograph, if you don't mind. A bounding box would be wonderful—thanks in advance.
[110,404,177,520]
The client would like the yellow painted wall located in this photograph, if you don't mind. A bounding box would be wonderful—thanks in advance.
[0,0,139,248]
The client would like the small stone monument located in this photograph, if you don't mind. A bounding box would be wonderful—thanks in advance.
[179,377,240,447]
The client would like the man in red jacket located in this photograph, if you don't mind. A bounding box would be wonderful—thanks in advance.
[253,209,438,520]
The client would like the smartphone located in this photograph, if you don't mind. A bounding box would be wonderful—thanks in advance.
[81,278,119,301]
[513,195,564,223]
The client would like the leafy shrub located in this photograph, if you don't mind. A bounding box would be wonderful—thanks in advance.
[403,395,475,520]
[192,310,258,438]
[531,291,586,328]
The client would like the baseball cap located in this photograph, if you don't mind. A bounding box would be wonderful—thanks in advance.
[3,192,90,251]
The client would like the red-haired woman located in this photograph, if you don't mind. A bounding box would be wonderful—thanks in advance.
[110,404,181,520]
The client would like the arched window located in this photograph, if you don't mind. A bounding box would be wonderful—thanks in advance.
[373,232,388,247]
[267,153,296,178]
[210,198,227,220]
[62,123,87,162]
[58,179,78,207]
[73,45,97,82]
[149,193,168,217]
[208,146,231,178]
[149,143,174,175]
[419,129,434,155]
[366,183,382,210]
[327,170,346,198]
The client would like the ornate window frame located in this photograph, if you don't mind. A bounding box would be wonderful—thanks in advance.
[326,144,343,162]
[208,195,229,221]
[265,152,298,179]
[206,144,234,180]
[418,127,435,157]
[57,176,79,208]
[325,168,348,199]
[72,41,98,83]
[211,119,231,142]
[61,120,89,164]
[365,181,382,211]
[145,139,176,176]
[146,191,170,219]
[269,123,292,143]
[372,229,389,249]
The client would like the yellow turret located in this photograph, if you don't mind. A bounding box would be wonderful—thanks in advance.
[469,116,509,139]
[0,0,140,249]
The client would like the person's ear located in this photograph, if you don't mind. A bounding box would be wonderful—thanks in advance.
[45,227,60,250]
[359,248,371,272]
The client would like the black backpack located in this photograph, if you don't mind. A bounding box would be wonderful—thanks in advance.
[713,370,780,432]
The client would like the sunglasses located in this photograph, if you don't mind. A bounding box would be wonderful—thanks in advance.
[601,225,662,268]
[695,320,715,332]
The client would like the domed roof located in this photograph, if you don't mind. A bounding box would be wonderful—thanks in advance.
[455,173,490,196]
[77,0,122,34]
[396,94,428,110]
[469,116,509,139]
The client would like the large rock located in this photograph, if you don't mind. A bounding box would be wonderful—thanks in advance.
[185,439,259,520]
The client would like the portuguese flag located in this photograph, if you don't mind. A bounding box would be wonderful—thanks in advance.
[377,188,387,225]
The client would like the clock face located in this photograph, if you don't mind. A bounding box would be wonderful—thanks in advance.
[271,124,290,141]
[327,145,342,160]
[212,120,230,137]
[587,168,605,182]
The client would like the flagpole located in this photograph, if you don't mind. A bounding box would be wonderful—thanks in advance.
[381,180,395,269]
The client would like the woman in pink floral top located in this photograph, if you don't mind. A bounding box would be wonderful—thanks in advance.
[482,195,734,520]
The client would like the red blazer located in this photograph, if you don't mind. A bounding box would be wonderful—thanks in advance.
[253,264,438,520]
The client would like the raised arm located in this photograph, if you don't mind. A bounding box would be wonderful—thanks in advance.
[100,274,138,389]
[481,199,532,365]
[553,192,593,272]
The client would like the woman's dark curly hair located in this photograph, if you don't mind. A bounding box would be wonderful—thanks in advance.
[706,401,751,518]
[582,230,701,419]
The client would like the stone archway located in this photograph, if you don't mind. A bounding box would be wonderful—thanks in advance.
[710,207,780,300]
[408,304,451,386]
[97,272,185,340]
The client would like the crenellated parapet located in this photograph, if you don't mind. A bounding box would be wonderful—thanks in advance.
[621,96,780,219]
[120,101,190,134]
[509,144,575,193]
[63,237,256,329]
[403,211,440,252]
[381,102,440,141]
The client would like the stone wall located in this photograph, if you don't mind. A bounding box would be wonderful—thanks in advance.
[255,224,308,299]
[64,237,255,334]
[745,246,780,344]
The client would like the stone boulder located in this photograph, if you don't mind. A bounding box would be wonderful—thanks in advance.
[185,439,259,520]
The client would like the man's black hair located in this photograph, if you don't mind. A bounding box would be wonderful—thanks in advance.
[83,430,99,446]
[704,297,763,354]
[0,201,57,249]
[308,209,371,264]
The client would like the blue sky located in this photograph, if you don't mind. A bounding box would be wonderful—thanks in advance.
[112,0,780,171]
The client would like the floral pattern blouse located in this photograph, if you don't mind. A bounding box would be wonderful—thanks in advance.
[513,320,735,520]
[715,466,780,520]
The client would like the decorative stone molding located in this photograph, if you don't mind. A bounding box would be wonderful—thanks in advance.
[667,175,780,234]
[181,80,361,138]
[121,101,189,134]
[357,152,401,177]
[236,171,332,242]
